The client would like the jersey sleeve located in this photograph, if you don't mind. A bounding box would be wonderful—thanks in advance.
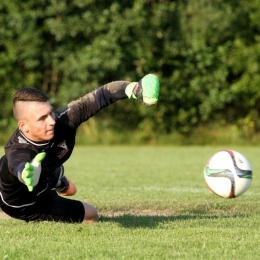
[55,81,129,129]
[4,145,38,179]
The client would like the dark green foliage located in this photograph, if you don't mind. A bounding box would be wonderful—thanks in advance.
[1,0,260,141]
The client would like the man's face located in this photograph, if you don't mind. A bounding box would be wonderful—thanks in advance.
[18,101,56,142]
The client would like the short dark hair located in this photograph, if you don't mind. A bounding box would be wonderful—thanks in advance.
[13,87,49,120]
[13,87,48,104]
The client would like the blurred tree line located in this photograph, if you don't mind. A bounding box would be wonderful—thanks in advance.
[1,0,260,144]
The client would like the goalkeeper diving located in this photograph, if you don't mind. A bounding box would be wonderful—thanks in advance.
[0,74,160,223]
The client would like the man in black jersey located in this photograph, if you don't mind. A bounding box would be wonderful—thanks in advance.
[0,74,160,223]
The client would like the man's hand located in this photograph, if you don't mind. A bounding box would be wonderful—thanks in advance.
[125,74,160,106]
[22,152,46,192]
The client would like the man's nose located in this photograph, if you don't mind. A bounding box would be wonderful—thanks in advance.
[49,114,56,125]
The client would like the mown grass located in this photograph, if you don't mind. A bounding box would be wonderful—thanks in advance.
[0,146,260,260]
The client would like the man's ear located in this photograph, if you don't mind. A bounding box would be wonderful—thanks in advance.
[18,120,29,133]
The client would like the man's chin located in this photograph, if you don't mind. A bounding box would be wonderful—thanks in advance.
[46,131,54,140]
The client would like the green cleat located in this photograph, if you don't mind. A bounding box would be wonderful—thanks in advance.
[125,74,160,106]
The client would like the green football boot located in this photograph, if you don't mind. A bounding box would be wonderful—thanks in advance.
[125,74,160,106]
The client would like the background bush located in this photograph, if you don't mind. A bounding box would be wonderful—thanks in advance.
[1,0,260,144]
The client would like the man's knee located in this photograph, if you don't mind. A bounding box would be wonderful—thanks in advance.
[81,202,99,223]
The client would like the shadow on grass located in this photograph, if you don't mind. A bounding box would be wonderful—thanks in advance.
[100,213,249,229]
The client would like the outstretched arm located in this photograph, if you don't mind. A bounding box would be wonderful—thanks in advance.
[55,74,160,129]
[55,81,130,129]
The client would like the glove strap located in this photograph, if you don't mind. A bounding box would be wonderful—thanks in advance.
[125,82,137,99]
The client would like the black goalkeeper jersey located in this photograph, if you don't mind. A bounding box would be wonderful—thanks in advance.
[0,81,128,208]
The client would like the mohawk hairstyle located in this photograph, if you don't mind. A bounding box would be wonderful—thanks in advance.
[13,87,49,120]
[13,87,48,103]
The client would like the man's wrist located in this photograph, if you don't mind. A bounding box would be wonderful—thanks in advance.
[17,162,27,183]
[125,82,138,99]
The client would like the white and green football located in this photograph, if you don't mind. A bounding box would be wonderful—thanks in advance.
[204,150,252,198]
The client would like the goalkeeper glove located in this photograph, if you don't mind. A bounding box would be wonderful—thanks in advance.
[125,74,160,106]
[21,152,46,192]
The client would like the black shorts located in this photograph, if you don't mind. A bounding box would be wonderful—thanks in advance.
[1,190,85,223]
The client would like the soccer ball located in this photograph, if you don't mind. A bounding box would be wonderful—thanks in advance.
[204,150,252,198]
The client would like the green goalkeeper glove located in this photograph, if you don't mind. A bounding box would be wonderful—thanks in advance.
[125,74,160,106]
[22,152,46,192]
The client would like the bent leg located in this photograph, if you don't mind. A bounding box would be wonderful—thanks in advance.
[81,202,99,223]
[48,166,77,196]
[1,190,97,223]
[58,177,77,196]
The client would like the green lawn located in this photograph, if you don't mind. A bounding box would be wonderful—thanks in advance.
[1,146,260,260]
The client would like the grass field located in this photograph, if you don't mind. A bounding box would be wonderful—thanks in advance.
[1,146,260,260]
